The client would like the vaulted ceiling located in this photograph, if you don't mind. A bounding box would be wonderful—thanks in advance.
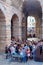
[1,0,23,9]
[1,0,42,12]
[22,0,42,18]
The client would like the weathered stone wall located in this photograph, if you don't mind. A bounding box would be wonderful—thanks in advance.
[0,0,43,52]
[0,0,22,52]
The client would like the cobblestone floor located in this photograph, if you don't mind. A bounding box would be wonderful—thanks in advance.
[0,54,43,65]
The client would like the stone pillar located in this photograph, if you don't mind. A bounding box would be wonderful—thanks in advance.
[18,14,22,40]
[42,17,43,39]
[36,17,42,39]
[22,15,27,40]
[5,17,11,46]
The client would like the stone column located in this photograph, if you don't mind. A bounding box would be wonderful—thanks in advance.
[42,17,43,39]
[22,15,27,40]
[5,17,11,46]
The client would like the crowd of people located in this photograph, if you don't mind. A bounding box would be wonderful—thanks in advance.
[5,37,43,61]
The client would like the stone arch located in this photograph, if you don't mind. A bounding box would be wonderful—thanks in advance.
[0,9,6,52]
[11,14,20,39]
[0,3,6,17]
[22,0,42,40]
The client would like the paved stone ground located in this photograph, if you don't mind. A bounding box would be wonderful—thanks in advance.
[0,54,43,65]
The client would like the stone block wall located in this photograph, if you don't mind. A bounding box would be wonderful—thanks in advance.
[0,0,43,52]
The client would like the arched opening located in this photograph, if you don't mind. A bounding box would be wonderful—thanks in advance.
[27,16,36,38]
[11,14,19,39]
[0,9,6,52]
[22,0,42,41]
